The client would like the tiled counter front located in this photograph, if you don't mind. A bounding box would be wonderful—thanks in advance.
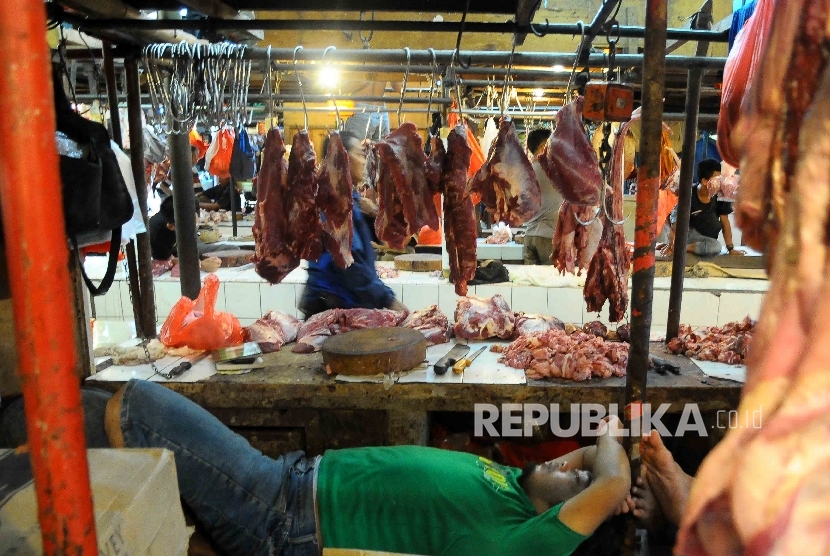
[89,260,768,329]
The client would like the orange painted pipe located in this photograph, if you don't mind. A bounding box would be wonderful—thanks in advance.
[0,1,97,553]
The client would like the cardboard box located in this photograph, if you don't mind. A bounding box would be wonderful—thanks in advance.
[0,448,191,555]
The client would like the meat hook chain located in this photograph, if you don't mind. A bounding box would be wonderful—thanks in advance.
[293,45,310,130]
[500,33,518,118]
[398,47,411,127]
[322,46,343,130]
[359,11,374,50]
[426,47,438,132]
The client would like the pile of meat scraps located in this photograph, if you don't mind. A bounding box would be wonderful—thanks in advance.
[376,267,400,279]
[453,295,515,340]
[666,317,754,365]
[401,305,451,345]
[468,116,541,226]
[292,308,408,353]
[243,311,302,353]
[677,2,830,553]
[492,329,628,381]
[512,313,565,339]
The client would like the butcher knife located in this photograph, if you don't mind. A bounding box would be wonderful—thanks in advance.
[452,346,487,374]
[434,343,470,375]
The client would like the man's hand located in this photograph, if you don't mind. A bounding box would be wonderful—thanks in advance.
[597,415,625,445]
[659,243,674,257]
[728,248,745,256]
[615,494,635,516]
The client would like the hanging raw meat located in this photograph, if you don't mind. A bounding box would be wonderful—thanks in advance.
[252,128,300,284]
[442,124,478,296]
[677,3,830,554]
[467,116,541,226]
[550,202,603,275]
[374,123,440,249]
[717,0,775,168]
[286,130,322,261]
[583,184,629,323]
[539,96,603,207]
[424,135,446,194]
[315,131,354,269]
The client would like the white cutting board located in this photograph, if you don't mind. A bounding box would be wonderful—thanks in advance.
[691,359,747,383]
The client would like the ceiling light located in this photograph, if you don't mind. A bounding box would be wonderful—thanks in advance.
[552,65,566,72]
[533,89,545,99]
[179,8,188,17]
[319,66,340,89]
[432,15,444,22]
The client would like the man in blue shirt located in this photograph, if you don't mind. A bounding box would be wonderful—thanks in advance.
[298,131,407,318]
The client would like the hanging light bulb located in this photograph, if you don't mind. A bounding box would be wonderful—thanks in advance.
[552,65,566,72]
[319,66,340,89]
[533,88,545,99]
[179,8,188,17]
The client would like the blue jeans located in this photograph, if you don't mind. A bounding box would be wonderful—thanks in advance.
[687,228,724,257]
[120,380,320,556]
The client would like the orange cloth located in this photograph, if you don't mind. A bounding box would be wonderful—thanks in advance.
[418,195,443,246]
[657,189,679,235]
[189,129,208,161]
[82,242,125,260]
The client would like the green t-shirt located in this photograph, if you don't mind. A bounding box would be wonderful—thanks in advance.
[317,446,588,556]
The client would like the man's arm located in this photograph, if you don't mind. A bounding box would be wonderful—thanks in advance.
[720,215,739,254]
[558,418,631,535]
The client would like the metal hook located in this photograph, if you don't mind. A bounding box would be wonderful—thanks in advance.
[530,18,550,37]
[426,47,437,132]
[574,206,600,226]
[293,45,309,130]
[322,46,342,129]
[397,47,411,128]
[453,0,473,69]
[266,45,274,129]
[500,34,517,118]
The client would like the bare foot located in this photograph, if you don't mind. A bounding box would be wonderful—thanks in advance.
[631,475,664,531]
[640,430,693,526]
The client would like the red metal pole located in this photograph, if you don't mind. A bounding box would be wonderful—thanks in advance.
[0,1,98,553]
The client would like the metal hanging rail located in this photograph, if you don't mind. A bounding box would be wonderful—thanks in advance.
[138,47,726,70]
[55,11,728,42]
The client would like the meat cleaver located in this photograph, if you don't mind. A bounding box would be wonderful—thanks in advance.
[434,343,470,375]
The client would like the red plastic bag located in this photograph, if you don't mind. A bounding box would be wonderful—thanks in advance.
[159,274,243,351]
[206,127,235,179]
[717,0,775,167]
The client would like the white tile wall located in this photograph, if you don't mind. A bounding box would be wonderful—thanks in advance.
[717,292,764,326]
[260,283,298,318]
[401,284,440,312]
[387,284,404,305]
[474,285,512,306]
[224,282,262,319]
[93,284,122,319]
[679,291,721,327]
[649,290,671,327]
[511,286,548,315]
[213,281,228,313]
[154,281,183,321]
[438,284,461,321]
[549,288,583,324]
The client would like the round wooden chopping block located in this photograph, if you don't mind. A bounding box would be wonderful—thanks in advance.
[322,327,427,376]
[202,249,253,267]
[394,253,442,272]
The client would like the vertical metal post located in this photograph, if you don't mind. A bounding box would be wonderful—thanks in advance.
[0,0,97,552]
[625,0,668,423]
[230,176,238,238]
[622,1,667,553]
[667,8,712,340]
[103,42,145,335]
[125,57,158,337]
[170,131,202,299]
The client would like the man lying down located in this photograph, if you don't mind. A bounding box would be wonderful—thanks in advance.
[0,381,633,556]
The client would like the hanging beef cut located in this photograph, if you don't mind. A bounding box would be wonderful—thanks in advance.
[374,123,440,249]
[253,128,300,284]
[583,183,630,323]
[425,135,446,194]
[442,125,478,296]
[467,116,541,226]
[539,96,603,206]
[315,131,354,268]
[286,130,323,261]
[550,202,603,275]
